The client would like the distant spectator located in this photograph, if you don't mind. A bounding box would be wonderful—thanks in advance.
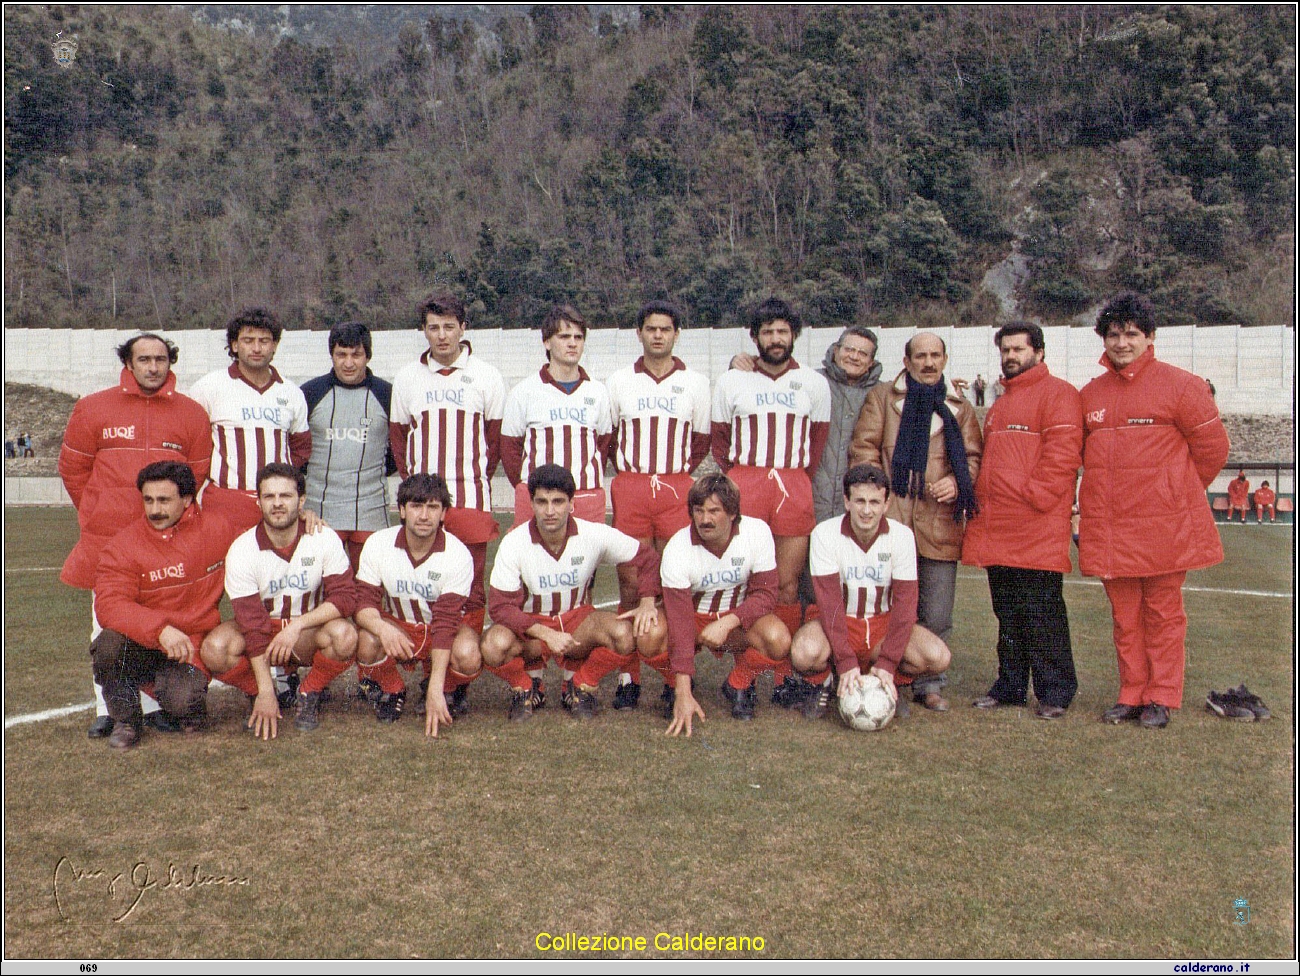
[4,437,14,459]
[972,374,987,407]
[1255,481,1277,523]
[1204,377,1216,398]
[20,432,34,457]
[1227,471,1251,522]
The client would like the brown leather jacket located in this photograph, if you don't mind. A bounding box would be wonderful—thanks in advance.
[849,371,983,561]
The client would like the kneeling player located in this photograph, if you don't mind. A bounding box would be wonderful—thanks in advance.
[790,464,951,719]
[354,474,478,736]
[202,463,358,738]
[647,474,791,734]
[480,464,660,721]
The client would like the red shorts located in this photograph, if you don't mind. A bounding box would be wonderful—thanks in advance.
[611,472,693,540]
[378,616,440,661]
[335,531,373,573]
[728,465,815,536]
[444,507,500,546]
[512,484,606,527]
[462,608,486,634]
[199,484,261,533]
[806,606,888,669]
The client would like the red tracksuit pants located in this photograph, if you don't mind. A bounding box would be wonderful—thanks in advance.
[1101,572,1187,709]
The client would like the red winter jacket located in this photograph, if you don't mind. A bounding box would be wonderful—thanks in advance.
[1078,347,1229,579]
[962,363,1082,574]
[59,369,212,589]
[94,504,235,648]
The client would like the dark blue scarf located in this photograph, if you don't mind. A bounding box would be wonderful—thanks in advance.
[892,372,979,522]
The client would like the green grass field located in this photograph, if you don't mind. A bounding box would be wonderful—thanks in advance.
[3,507,1294,960]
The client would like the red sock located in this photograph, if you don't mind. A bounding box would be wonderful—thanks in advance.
[218,657,259,696]
[487,656,533,692]
[575,646,637,690]
[774,602,803,634]
[728,647,779,690]
[804,668,832,686]
[363,656,406,695]
[643,651,674,685]
[894,672,914,688]
[301,654,350,694]
[443,668,477,692]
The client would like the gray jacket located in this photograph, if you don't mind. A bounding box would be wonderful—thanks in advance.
[812,343,883,522]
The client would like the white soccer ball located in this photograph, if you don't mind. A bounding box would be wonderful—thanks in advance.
[837,674,896,731]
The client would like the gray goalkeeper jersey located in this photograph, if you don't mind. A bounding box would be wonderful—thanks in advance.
[301,370,395,531]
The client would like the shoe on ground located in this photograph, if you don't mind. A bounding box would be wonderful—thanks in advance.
[801,679,833,721]
[1034,702,1066,720]
[972,695,1017,709]
[88,715,114,739]
[919,692,950,712]
[660,683,676,720]
[612,680,641,711]
[561,679,602,719]
[1139,703,1170,729]
[1206,690,1254,722]
[145,711,184,733]
[529,677,547,711]
[771,675,806,709]
[294,690,323,732]
[277,672,301,711]
[445,683,470,718]
[721,680,756,721]
[508,686,535,723]
[107,720,139,750]
[375,690,406,724]
[414,676,431,716]
[1228,684,1271,721]
[1102,703,1143,724]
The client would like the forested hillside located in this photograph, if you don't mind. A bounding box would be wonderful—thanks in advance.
[4,4,1294,331]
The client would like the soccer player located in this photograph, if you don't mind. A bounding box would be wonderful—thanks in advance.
[1226,470,1251,523]
[354,474,478,736]
[711,297,830,702]
[604,299,711,709]
[301,321,395,570]
[481,464,660,721]
[60,333,212,737]
[789,464,952,721]
[500,304,612,527]
[388,293,505,714]
[1255,480,1277,522]
[90,461,233,749]
[649,474,791,734]
[188,308,311,532]
[201,464,358,738]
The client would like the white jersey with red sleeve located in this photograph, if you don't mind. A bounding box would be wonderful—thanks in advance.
[356,525,473,626]
[711,360,831,470]
[225,522,356,658]
[607,358,711,475]
[189,364,311,491]
[809,515,916,619]
[389,345,505,511]
[500,366,612,490]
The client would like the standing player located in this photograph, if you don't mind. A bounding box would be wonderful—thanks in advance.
[481,465,660,721]
[789,464,951,721]
[201,464,358,737]
[389,293,505,713]
[301,321,395,570]
[500,304,612,526]
[60,333,212,738]
[91,461,233,749]
[651,474,792,734]
[711,297,830,703]
[354,474,478,736]
[188,308,311,532]
[604,299,712,709]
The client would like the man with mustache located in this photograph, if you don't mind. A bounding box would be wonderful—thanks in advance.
[850,331,982,713]
[90,461,234,749]
[711,297,830,706]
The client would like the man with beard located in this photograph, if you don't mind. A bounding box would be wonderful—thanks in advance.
[962,322,1082,719]
[849,331,982,713]
[711,298,830,702]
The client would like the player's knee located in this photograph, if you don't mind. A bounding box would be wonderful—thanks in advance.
[479,626,514,668]
[790,627,827,673]
[324,620,358,659]
[609,618,636,655]
[752,617,792,659]
[912,626,951,672]
[450,640,482,675]
[355,630,381,666]
[200,626,244,672]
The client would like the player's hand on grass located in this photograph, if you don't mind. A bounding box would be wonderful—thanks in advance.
[868,666,897,701]
[618,598,659,638]
[379,621,416,661]
[158,625,196,664]
[666,675,705,737]
[248,692,280,740]
[837,666,864,699]
[425,695,453,739]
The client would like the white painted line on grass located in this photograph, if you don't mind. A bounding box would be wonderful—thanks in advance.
[4,702,94,728]
[4,566,62,573]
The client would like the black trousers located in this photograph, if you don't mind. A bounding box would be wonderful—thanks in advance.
[90,630,207,726]
[985,566,1077,709]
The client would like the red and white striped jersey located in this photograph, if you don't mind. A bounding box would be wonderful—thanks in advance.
[225,522,353,621]
[501,366,612,490]
[660,516,777,615]
[711,360,831,469]
[189,364,310,491]
[809,515,916,619]
[489,517,638,617]
[356,525,473,625]
[607,357,711,475]
[390,347,505,511]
